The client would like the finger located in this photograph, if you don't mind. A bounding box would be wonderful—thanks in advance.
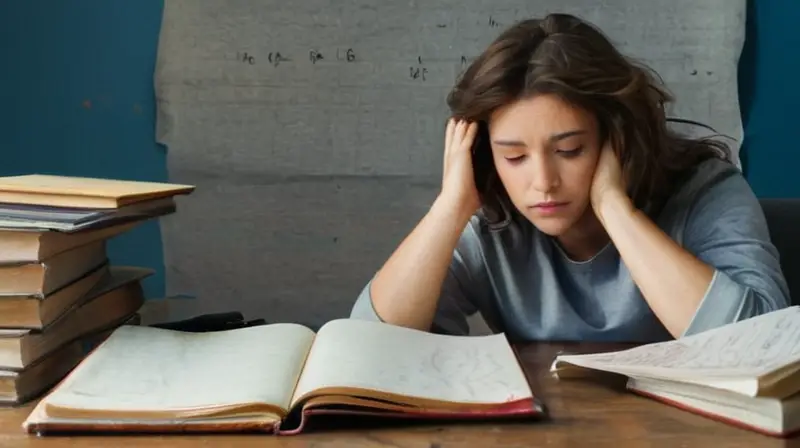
[444,119,457,172]
[445,118,455,154]
[460,122,479,154]
[448,118,463,154]
[444,118,457,179]
[447,120,463,164]
[453,120,467,149]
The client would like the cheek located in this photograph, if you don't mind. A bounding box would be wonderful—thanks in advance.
[562,153,599,192]
[493,159,527,195]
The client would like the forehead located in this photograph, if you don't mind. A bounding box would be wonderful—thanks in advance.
[488,94,597,137]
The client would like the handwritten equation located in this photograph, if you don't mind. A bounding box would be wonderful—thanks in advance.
[235,50,474,82]
[237,48,356,67]
[225,13,514,80]
[236,50,295,67]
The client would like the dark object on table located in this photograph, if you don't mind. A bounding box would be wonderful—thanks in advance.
[149,312,267,332]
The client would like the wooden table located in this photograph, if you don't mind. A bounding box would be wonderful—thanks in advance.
[0,342,795,447]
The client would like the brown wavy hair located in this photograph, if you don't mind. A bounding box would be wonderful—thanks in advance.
[446,13,732,227]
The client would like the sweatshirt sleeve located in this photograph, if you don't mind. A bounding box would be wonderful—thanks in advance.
[348,217,489,336]
[680,168,791,336]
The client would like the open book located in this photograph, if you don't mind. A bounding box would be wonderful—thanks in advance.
[23,318,543,435]
[551,306,800,437]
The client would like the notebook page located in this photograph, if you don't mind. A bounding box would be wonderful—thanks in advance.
[555,307,800,378]
[290,319,532,407]
[42,324,315,415]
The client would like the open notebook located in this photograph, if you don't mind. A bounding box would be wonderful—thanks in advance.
[551,306,800,437]
[23,319,543,435]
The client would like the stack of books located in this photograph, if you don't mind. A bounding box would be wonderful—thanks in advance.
[0,174,194,405]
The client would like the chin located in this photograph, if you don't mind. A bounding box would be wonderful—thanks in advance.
[524,217,576,237]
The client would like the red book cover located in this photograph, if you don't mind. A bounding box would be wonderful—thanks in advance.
[628,387,799,439]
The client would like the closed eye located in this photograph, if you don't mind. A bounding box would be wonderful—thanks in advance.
[504,155,526,164]
[557,147,584,158]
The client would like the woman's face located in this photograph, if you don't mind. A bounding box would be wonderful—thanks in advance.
[488,94,601,237]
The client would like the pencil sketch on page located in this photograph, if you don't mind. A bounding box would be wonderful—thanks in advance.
[44,324,316,412]
[423,345,514,398]
[291,319,532,405]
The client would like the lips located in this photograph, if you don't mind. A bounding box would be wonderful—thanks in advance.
[527,202,569,215]
[532,201,568,208]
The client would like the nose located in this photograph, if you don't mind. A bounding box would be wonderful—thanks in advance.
[530,154,560,193]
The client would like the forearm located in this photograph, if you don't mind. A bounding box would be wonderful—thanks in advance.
[370,194,475,331]
[597,191,714,338]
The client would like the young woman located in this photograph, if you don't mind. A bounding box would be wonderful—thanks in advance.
[349,13,790,342]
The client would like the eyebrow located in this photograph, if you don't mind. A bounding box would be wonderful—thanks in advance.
[491,130,587,147]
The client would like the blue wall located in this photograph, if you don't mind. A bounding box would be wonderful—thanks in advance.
[0,0,797,299]
[0,1,168,298]
[738,0,800,197]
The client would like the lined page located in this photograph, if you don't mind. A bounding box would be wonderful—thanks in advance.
[291,319,532,406]
[43,324,316,414]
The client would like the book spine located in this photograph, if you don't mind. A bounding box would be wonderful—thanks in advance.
[275,397,546,435]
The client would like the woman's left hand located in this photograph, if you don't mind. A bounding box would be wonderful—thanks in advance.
[590,140,627,217]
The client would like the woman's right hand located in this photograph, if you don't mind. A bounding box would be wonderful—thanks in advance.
[441,118,480,215]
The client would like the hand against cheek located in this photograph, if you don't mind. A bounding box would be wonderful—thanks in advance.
[590,140,628,220]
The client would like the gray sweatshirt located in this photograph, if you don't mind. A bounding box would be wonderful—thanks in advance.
[349,158,790,342]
